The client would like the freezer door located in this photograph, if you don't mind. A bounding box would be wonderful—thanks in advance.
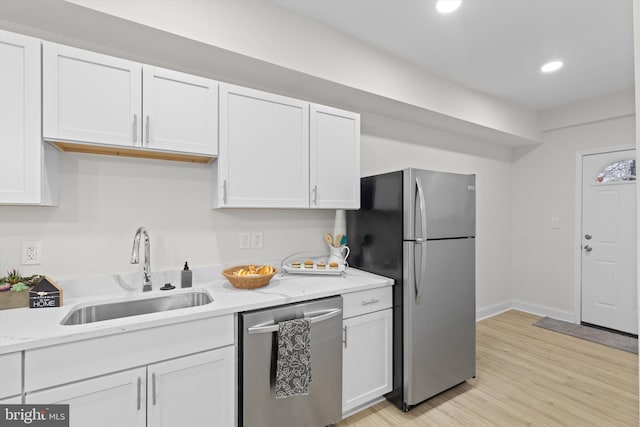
[347,171,404,282]
[403,168,475,240]
[403,238,476,406]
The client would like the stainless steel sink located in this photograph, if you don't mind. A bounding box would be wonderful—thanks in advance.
[61,290,213,325]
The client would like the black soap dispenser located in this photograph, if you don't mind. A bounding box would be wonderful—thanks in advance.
[181,262,192,288]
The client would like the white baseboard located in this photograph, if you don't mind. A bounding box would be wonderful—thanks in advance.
[476,301,513,321]
[476,299,575,323]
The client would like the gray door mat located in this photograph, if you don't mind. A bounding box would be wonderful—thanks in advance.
[533,317,638,354]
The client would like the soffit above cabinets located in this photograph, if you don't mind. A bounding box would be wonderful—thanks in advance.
[1,0,542,153]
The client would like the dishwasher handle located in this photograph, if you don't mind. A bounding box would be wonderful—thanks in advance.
[247,308,342,335]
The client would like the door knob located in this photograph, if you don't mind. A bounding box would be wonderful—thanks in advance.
[584,244,593,252]
[584,234,592,240]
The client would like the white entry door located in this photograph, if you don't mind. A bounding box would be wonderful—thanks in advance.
[581,149,637,334]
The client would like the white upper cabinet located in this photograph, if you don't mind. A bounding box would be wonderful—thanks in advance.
[214,84,360,209]
[142,66,218,155]
[0,30,58,206]
[43,42,142,147]
[310,104,360,209]
[215,83,309,208]
[43,42,218,158]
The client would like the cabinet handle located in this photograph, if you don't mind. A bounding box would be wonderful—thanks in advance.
[223,180,227,204]
[312,185,318,205]
[343,325,348,348]
[132,114,138,143]
[145,116,150,145]
[152,372,157,406]
[362,298,380,306]
[136,376,142,411]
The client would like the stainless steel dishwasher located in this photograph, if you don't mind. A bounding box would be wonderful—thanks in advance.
[239,296,343,427]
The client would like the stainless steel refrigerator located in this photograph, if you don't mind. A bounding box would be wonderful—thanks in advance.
[346,168,476,411]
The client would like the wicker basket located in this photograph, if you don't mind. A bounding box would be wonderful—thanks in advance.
[222,265,277,289]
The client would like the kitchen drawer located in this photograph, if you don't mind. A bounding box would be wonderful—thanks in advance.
[343,286,392,319]
[0,352,22,399]
[25,314,234,392]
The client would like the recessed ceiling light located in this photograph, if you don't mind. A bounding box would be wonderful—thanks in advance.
[436,0,462,14]
[541,60,563,73]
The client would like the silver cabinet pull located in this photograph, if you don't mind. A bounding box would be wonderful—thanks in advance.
[152,372,157,405]
[584,244,593,252]
[132,114,138,143]
[585,233,592,240]
[312,185,318,205]
[361,298,380,306]
[247,308,342,335]
[343,325,348,348]
[145,116,150,145]
[223,180,227,204]
[136,376,142,411]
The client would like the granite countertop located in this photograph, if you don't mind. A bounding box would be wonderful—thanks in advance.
[0,267,393,354]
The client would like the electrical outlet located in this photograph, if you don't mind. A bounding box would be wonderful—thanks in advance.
[251,231,263,249]
[22,241,42,265]
[239,232,251,249]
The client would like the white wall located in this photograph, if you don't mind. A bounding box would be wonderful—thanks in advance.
[360,134,513,314]
[0,152,333,280]
[0,129,513,315]
[511,113,635,319]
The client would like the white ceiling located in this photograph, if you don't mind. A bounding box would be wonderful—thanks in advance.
[271,0,634,111]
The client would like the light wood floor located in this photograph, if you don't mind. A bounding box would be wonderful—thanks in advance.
[336,310,638,426]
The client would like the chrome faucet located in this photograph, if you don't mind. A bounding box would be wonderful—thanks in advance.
[130,227,152,292]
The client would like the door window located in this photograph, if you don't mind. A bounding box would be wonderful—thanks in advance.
[595,159,636,183]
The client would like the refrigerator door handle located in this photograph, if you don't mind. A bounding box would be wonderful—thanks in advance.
[415,177,428,242]
[414,241,427,305]
[414,177,428,304]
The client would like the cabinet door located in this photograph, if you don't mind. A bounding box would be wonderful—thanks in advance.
[310,104,360,209]
[43,42,142,146]
[342,309,393,415]
[142,66,218,155]
[147,347,235,427]
[217,84,309,208]
[25,367,146,427]
[0,31,57,205]
[0,352,21,400]
[0,396,22,404]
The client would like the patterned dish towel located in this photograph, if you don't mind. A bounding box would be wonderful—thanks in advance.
[275,317,312,399]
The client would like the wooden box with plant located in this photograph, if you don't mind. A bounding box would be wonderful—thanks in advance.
[0,269,44,310]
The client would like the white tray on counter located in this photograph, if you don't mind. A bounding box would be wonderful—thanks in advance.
[282,264,345,275]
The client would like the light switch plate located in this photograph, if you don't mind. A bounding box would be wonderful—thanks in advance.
[239,232,251,249]
[251,232,263,249]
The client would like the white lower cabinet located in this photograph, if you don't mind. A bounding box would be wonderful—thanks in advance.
[25,347,234,427]
[26,367,147,427]
[24,315,235,427]
[0,351,22,400]
[342,287,393,417]
[147,347,235,427]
